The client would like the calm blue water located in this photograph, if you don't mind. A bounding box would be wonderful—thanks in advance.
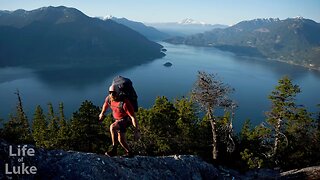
[1,42,319,131]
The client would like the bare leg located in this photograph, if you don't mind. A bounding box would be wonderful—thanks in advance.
[118,132,130,153]
[110,123,119,146]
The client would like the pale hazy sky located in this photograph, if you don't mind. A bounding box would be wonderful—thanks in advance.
[1,0,319,25]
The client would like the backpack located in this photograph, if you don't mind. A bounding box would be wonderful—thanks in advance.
[111,76,138,112]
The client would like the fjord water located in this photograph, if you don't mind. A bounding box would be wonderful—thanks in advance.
[1,42,319,131]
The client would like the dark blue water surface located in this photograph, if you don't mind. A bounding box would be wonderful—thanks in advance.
[1,42,319,131]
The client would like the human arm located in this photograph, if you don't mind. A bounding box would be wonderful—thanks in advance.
[129,114,141,140]
[99,96,109,121]
[124,100,141,140]
[129,114,139,131]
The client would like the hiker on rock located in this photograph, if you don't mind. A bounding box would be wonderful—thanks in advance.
[99,83,140,157]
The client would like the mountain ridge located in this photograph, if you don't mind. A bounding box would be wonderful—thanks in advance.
[0,6,89,28]
[146,19,228,36]
[0,6,165,68]
[100,16,170,40]
[164,17,320,70]
[178,18,207,25]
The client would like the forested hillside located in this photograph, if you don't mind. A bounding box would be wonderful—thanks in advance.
[165,18,320,70]
[1,73,319,172]
[0,6,165,67]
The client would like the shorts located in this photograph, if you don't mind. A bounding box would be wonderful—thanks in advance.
[115,117,132,133]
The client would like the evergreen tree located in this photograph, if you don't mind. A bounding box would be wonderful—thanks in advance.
[132,107,152,155]
[265,76,316,169]
[59,102,66,122]
[56,102,70,150]
[280,107,314,169]
[238,120,269,170]
[46,103,59,149]
[2,90,33,143]
[151,96,180,154]
[32,105,48,147]
[69,100,108,153]
[266,76,300,156]
[137,96,180,155]
[196,114,213,160]
[174,98,199,154]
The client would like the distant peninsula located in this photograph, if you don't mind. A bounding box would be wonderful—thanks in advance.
[165,18,320,71]
[0,6,165,68]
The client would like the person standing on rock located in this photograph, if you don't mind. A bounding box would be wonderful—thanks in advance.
[99,84,140,157]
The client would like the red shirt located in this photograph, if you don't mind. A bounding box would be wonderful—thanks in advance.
[104,96,135,120]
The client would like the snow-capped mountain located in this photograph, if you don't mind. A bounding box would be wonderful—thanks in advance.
[97,16,228,37]
[146,19,228,36]
[101,14,113,20]
[178,18,206,25]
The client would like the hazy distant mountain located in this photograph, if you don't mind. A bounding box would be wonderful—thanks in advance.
[102,16,170,41]
[178,18,214,25]
[146,18,228,36]
[165,17,320,70]
[0,6,165,67]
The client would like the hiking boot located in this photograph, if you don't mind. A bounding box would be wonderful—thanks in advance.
[105,146,117,157]
[122,151,134,158]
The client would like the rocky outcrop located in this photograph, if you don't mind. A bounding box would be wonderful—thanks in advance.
[1,140,319,179]
[0,140,217,179]
[280,166,320,180]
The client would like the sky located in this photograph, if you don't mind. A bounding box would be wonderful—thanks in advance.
[0,0,319,25]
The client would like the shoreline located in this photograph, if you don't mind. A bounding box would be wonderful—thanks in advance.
[266,57,320,72]
[163,41,320,72]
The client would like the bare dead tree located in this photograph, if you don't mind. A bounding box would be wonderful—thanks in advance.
[191,71,236,160]
[224,102,237,153]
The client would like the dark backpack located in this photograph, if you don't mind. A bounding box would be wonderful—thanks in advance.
[112,76,138,112]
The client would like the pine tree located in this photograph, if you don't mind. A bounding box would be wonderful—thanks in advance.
[46,103,59,149]
[196,114,213,160]
[266,76,300,156]
[69,100,107,153]
[265,76,316,169]
[58,102,65,123]
[2,90,33,143]
[281,107,314,168]
[133,96,180,156]
[145,96,180,155]
[239,119,268,170]
[174,98,199,154]
[56,102,70,150]
[32,105,47,147]
[133,107,151,155]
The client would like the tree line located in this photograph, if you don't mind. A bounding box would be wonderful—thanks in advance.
[0,72,319,172]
